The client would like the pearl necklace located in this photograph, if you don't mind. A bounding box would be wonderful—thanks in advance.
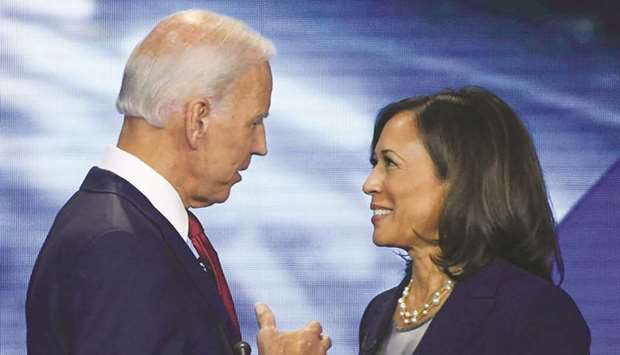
[397,278,454,326]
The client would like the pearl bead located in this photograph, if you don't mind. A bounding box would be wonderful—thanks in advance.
[396,278,455,327]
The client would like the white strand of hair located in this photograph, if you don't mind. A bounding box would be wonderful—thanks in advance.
[115,9,275,127]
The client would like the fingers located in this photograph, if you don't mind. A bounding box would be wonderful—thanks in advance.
[304,320,323,334]
[255,303,277,330]
[304,321,331,351]
[320,335,332,350]
[257,317,332,355]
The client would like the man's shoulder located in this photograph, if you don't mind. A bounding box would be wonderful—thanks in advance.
[45,183,159,258]
[57,188,147,233]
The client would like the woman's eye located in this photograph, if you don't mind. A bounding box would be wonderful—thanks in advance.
[384,157,397,167]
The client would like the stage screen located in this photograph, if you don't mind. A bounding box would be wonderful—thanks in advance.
[1,1,619,354]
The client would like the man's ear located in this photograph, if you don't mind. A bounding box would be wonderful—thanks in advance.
[185,98,211,149]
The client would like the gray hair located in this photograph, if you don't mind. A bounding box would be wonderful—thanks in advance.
[116,9,275,127]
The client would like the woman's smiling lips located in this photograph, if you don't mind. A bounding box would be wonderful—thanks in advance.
[371,204,393,225]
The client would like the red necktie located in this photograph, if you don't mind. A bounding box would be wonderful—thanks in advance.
[187,211,241,339]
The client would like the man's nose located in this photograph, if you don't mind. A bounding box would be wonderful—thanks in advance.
[253,126,267,156]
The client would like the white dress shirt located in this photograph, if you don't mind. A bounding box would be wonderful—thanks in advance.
[98,145,199,258]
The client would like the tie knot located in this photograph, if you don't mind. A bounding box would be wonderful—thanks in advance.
[187,211,203,239]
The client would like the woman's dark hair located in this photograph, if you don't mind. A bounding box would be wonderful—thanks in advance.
[371,86,563,283]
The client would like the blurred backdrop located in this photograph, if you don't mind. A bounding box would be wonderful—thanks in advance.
[1,1,619,354]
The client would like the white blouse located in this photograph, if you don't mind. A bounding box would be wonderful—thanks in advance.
[376,319,432,355]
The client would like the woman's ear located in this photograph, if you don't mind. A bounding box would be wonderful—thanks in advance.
[185,98,211,149]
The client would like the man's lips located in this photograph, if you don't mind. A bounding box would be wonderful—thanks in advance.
[233,171,242,183]
[233,164,249,183]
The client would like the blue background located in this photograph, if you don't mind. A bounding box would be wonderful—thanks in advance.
[1,1,619,354]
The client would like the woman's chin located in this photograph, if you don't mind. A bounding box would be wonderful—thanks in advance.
[372,234,394,247]
[372,234,412,251]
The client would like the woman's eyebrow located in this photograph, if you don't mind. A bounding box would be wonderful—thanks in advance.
[381,148,406,162]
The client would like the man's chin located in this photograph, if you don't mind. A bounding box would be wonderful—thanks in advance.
[192,189,232,208]
[214,186,234,203]
[210,192,232,205]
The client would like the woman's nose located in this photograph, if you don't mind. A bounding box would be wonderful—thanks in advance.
[362,169,381,195]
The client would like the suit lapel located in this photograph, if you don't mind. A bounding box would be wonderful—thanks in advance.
[81,167,238,345]
[413,260,507,355]
[152,210,230,315]
[151,211,241,345]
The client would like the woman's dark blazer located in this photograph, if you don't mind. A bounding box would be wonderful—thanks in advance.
[359,258,590,355]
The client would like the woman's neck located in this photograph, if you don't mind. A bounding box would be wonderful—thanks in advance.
[407,246,450,307]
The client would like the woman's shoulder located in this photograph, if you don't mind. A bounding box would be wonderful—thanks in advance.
[469,259,591,350]
[361,284,399,324]
[359,278,407,332]
[486,262,591,354]
[367,285,400,307]
[466,259,580,313]
[488,259,579,309]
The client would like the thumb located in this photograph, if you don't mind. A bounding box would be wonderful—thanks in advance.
[255,303,277,330]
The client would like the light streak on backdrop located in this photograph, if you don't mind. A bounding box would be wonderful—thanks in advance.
[1,1,619,354]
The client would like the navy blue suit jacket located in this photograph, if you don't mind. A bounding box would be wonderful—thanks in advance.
[359,259,590,355]
[26,167,239,355]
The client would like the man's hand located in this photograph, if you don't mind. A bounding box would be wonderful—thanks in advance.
[255,303,331,355]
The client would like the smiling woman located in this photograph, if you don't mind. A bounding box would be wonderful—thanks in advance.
[363,111,447,251]
[358,87,590,355]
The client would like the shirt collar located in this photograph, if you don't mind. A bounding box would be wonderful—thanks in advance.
[97,145,191,248]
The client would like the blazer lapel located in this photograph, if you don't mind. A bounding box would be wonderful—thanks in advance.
[150,211,240,345]
[413,260,506,355]
[81,167,237,343]
[360,277,410,355]
[152,211,230,315]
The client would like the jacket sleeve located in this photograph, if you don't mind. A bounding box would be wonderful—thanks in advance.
[514,285,591,355]
[68,229,189,355]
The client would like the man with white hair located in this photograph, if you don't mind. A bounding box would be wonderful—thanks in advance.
[26,9,330,355]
